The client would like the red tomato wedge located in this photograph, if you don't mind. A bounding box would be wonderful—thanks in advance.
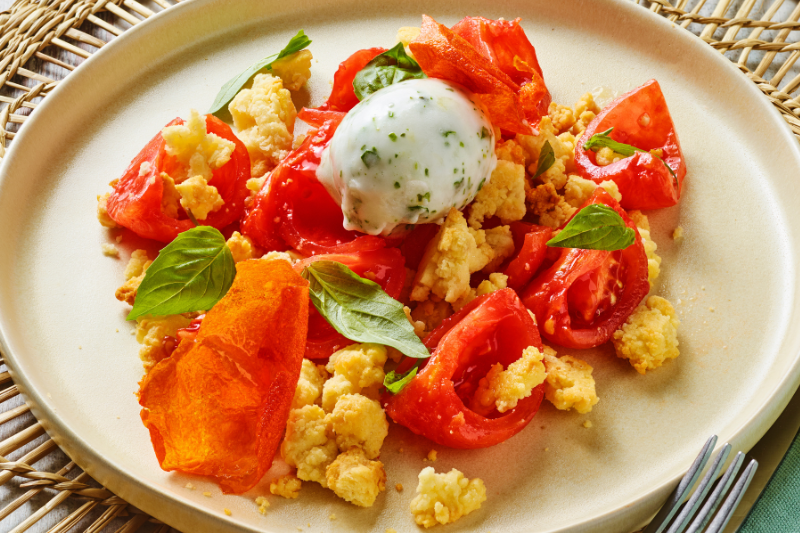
[409,15,549,135]
[107,115,250,242]
[521,189,649,349]
[318,47,386,112]
[240,112,384,255]
[294,249,406,360]
[385,289,545,449]
[575,79,686,210]
[502,222,553,291]
[138,260,308,493]
[451,16,551,124]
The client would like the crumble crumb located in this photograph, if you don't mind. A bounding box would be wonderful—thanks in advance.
[673,226,684,242]
[255,496,269,514]
[426,449,438,462]
[203,492,211,497]
[396,483,404,492]
[184,482,195,490]
[224,509,231,516]
[583,420,593,428]
[101,243,119,258]
[329,514,337,520]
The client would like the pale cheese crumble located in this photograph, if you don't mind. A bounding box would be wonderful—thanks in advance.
[102,243,119,258]
[281,405,338,487]
[468,159,526,229]
[411,209,513,304]
[96,193,119,228]
[135,314,192,371]
[612,296,680,374]
[292,358,329,410]
[329,394,389,459]
[473,346,546,414]
[325,447,387,508]
[175,175,224,220]
[542,346,599,414]
[115,249,152,305]
[161,109,234,184]
[563,175,622,208]
[629,211,662,286]
[409,467,486,528]
[229,73,297,178]
[270,473,302,499]
[226,231,261,263]
[268,49,313,92]
[322,343,387,412]
[255,496,270,514]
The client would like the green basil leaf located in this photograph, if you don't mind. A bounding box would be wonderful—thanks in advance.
[546,204,636,251]
[209,30,311,117]
[301,261,430,359]
[384,360,421,394]
[127,226,235,320]
[533,140,555,179]
[583,127,678,183]
[353,42,427,101]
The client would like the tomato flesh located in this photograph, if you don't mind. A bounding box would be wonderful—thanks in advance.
[385,289,545,449]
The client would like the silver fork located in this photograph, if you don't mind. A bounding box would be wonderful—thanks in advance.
[643,435,759,533]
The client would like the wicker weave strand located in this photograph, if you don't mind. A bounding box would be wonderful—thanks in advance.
[2,0,800,531]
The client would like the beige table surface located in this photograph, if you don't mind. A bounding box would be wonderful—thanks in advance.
[1,0,799,531]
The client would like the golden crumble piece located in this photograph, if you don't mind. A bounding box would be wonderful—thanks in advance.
[410,467,486,528]
[175,176,224,220]
[495,138,527,165]
[229,73,296,178]
[161,109,235,184]
[326,447,386,508]
[570,92,601,136]
[473,346,546,414]
[270,473,302,499]
[628,211,661,286]
[613,296,680,374]
[548,102,576,134]
[516,116,577,181]
[96,193,119,228]
[255,496,270,514]
[160,173,181,219]
[526,182,577,229]
[595,146,627,167]
[673,226,684,242]
[322,343,387,412]
[397,26,421,55]
[330,394,388,459]
[426,449,438,462]
[411,209,512,304]
[542,346,599,414]
[468,159,526,229]
[116,249,152,305]
[563,175,622,208]
[269,49,313,91]
[226,231,261,263]
[292,358,329,410]
[452,272,509,312]
[101,243,119,258]
[135,314,192,371]
[410,300,453,334]
[281,405,338,487]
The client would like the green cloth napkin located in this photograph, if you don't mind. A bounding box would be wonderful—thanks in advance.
[738,426,800,531]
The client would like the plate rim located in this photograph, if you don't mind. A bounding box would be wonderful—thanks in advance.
[2,0,800,531]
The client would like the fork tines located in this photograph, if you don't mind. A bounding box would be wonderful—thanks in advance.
[643,435,758,533]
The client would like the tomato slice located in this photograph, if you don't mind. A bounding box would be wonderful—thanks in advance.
[451,16,551,125]
[107,115,250,242]
[409,15,534,136]
[521,189,649,349]
[294,249,406,360]
[501,222,553,291]
[574,79,686,210]
[399,223,440,270]
[385,289,545,449]
[240,114,384,255]
[318,47,386,112]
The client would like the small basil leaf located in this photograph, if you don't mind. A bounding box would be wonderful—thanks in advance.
[127,226,235,320]
[301,261,430,359]
[353,42,427,101]
[583,127,678,181]
[384,361,421,394]
[546,204,636,251]
[209,30,311,117]
[533,140,555,179]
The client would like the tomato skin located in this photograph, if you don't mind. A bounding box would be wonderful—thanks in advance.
[575,80,686,210]
[107,115,250,243]
[502,222,553,291]
[241,114,384,255]
[294,248,406,360]
[319,48,386,112]
[385,289,545,449]
[521,189,649,349]
[451,16,551,124]
[399,223,440,270]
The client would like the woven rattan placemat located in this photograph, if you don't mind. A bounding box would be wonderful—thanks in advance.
[2,1,800,531]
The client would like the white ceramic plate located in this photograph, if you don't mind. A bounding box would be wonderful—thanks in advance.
[2,0,800,532]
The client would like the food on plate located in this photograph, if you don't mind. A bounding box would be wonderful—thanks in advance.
[99,13,687,526]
